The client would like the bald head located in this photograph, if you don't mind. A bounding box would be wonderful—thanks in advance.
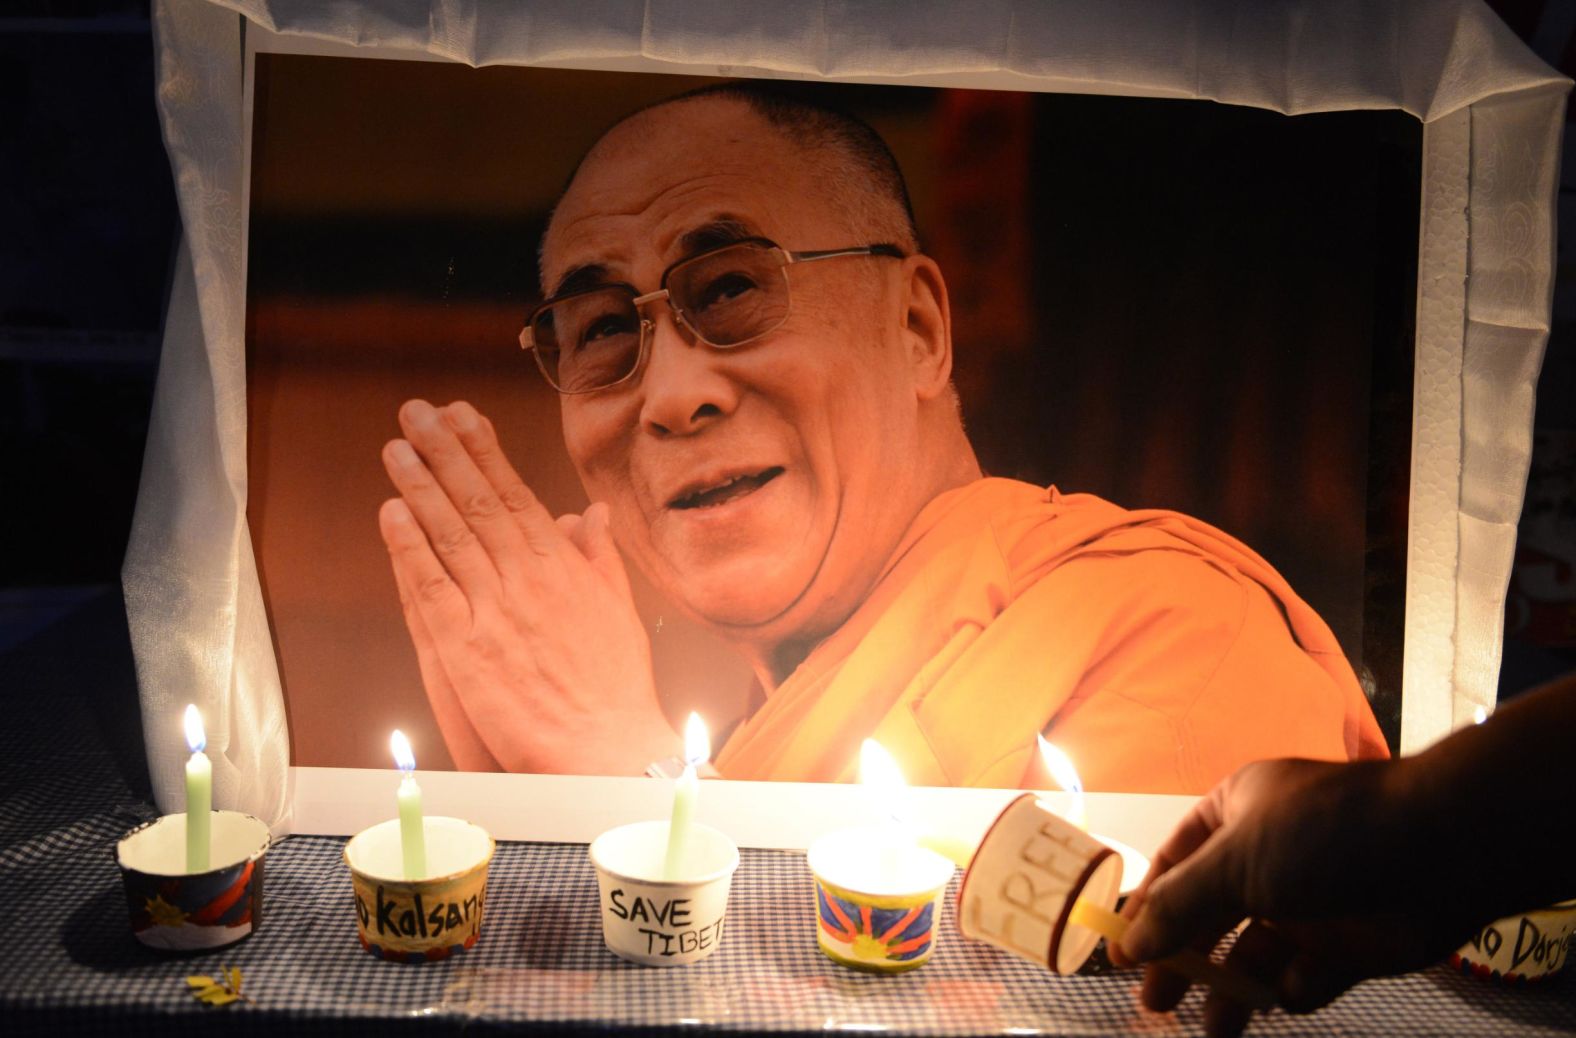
[541,86,920,294]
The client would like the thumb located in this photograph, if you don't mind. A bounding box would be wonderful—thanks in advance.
[1121,835,1250,963]
[575,502,635,596]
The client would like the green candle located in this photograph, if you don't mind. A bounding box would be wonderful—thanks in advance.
[390,730,426,880]
[183,704,211,872]
[662,713,708,880]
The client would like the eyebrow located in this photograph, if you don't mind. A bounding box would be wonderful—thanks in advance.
[548,263,614,300]
[547,217,763,299]
[678,217,761,257]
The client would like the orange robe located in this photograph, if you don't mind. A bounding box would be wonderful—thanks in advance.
[714,478,1388,793]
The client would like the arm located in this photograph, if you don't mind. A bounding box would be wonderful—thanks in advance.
[1112,673,1576,1038]
[378,398,681,774]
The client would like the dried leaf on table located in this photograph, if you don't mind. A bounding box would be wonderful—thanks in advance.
[184,965,249,1007]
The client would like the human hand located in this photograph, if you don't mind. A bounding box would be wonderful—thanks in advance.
[378,398,681,774]
[1111,757,1477,1037]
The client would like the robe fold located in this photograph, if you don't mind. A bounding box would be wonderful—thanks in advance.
[713,478,1388,793]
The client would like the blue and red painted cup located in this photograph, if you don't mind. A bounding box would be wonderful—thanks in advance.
[116,811,271,952]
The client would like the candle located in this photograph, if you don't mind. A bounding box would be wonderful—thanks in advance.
[183,704,211,872]
[1035,735,1087,829]
[663,713,709,880]
[806,740,955,971]
[1035,734,1150,891]
[860,739,913,880]
[858,739,975,867]
[389,729,426,880]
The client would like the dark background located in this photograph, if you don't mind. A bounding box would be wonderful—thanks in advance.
[4,1,1574,775]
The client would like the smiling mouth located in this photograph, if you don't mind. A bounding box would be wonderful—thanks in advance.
[669,467,785,510]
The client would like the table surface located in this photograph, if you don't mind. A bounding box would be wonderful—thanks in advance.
[3,593,1574,1036]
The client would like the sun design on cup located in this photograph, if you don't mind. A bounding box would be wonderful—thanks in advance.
[145,894,189,927]
[817,887,935,963]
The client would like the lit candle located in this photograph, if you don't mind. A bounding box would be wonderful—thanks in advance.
[1035,735,1150,890]
[390,729,426,880]
[183,704,211,872]
[663,713,709,880]
[860,739,914,880]
[859,739,975,867]
[1036,735,1087,829]
[806,740,956,971]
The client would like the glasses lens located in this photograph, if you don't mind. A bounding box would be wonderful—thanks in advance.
[669,243,790,347]
[532,288,642,392]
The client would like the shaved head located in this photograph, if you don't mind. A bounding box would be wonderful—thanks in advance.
[541,83,920,293]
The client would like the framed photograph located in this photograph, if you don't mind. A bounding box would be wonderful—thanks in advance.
[128,4,1563,842]
[248,45,1411,773]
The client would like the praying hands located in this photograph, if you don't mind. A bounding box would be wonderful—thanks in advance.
[378,398,681,774]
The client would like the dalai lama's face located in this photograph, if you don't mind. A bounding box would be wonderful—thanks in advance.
[540,98,935,645]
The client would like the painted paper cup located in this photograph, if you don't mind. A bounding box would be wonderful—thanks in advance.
[116,810,270,951]
[589,820,739,966]
[807,828,955,972]
[344,816,494,963]
[957,793,1124,974]
[1451,899,1576,983]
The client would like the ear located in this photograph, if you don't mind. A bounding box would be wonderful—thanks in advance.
[897,254,954,402]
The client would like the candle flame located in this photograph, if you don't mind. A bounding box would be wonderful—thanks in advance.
[859,738,911,825]
[183,704,206,754]
[390,729,416,773]
[1473,705,1488,725]
[683,712,710,767]
[1036,735,1083,795]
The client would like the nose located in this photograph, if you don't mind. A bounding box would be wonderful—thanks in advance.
[637,307,741,438]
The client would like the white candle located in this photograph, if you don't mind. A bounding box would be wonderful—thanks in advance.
[859,739,914,883]
[390,730,426,880]
[1036,735,1087,829]
[184,704,212,872]
[662,713,709,880]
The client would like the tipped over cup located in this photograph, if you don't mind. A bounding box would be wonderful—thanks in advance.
[957,793,1124,974]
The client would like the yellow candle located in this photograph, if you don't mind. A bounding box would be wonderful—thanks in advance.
[390,730,426,880]
[183,704,212,872]
[663,713,708,880]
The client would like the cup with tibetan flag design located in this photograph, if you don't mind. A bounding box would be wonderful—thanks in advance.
[117,811,271,951]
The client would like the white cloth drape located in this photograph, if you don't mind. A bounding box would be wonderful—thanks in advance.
[130,0,1570,829]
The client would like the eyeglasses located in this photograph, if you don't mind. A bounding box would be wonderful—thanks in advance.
[519,237,905,394]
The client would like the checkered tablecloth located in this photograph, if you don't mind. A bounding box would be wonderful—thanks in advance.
[4,595,1575,1036]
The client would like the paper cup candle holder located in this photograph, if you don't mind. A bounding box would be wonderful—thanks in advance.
[957,792,1124,974]
[806,741,957,972]
[344,731,496,962]
[1452,899,1576,984]
[116,705,271,951]
[958,742,1275,1010]
[589,714,742,967]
